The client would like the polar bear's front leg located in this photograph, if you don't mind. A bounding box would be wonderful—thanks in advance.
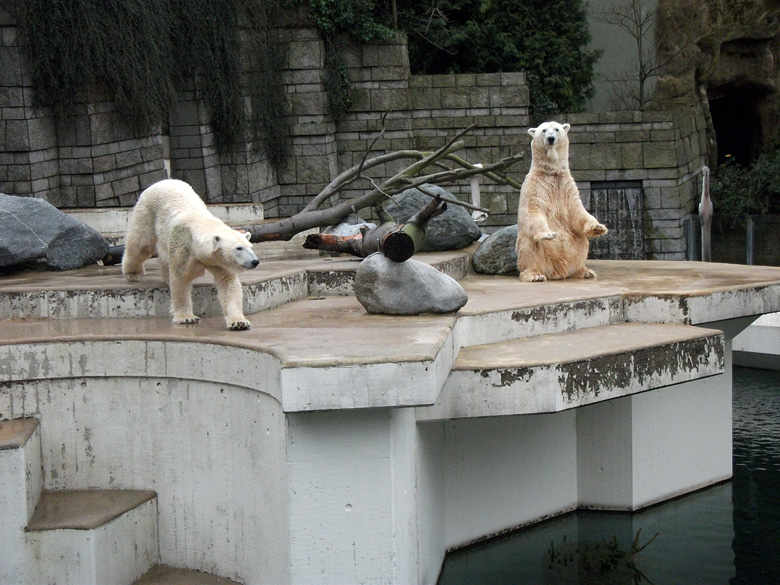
[169,258,205,325]
[208,266,251,330]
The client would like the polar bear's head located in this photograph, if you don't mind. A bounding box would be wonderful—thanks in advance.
[528,121,571,169]
[201,227,259,272]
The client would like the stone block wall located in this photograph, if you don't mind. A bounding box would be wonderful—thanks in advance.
[408,72,531,228]
[332,34,416,210]
[559,110,708,259]
[0,3,707,259]
[1,1,167,208]
[276,24,340,218]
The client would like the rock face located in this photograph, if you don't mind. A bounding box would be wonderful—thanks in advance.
[0,194,109,271]
[472,225,518,275]
[354,253,468,315]
[384,185,482,251]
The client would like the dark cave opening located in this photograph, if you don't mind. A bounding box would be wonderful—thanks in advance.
[708,84,766,167]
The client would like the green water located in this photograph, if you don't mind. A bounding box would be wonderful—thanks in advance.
[438,367,780,585]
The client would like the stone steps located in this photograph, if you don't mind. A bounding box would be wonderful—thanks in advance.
[134,565,242,585]
[418,322,725,420]
[26,489,159,585]
[0,415,246,585]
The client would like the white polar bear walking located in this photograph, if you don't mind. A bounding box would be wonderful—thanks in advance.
[516,121,608,282]
[122,179,259,330]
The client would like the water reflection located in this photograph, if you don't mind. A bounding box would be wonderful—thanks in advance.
[438,367,780,585]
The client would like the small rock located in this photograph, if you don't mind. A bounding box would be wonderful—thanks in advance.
[384,184,482,251]
[472,225,518,274]
[0,193,109,271]
[354,253,468,315]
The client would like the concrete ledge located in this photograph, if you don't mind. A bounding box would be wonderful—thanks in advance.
[418,323,724,420]
[27,490,156,531]
[0,418,38,451]
[0,252,470,321]
[134,565,242,585]
[65,204,264,238]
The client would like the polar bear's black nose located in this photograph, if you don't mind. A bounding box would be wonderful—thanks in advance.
[547,136,555,145]
[251,258,260,268]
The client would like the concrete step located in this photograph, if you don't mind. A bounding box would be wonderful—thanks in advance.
[0,251,469,321]
[26,489,159,585]
[134,565,242,585]
[0,418,43,585]
[456,274,625,346]
[417,322,725,420]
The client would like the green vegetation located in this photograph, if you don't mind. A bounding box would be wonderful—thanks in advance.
[396,0,601,123]
[545,529,658,584]
[21,0,290,166]
[711,140,780,232]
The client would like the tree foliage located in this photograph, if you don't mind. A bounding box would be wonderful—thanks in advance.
[396,0,601,123]
[710,139,780,231]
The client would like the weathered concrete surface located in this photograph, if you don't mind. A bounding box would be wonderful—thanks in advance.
[3,255,780,585]
[418,323,724,420]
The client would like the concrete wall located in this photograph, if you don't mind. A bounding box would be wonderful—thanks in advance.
[0,5,706,259]
[0,339,290,585]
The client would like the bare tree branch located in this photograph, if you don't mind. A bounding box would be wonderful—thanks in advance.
[240,125,525,243]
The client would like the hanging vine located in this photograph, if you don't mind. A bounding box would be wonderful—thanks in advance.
[20,0,290,166]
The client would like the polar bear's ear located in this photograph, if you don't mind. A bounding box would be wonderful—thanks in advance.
[212,234,222,252]
[562,123,571,134]
[527,127,537,137]
[241,231,251,241]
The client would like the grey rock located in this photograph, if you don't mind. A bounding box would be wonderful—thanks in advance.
[472,225,519,274]
[325,213,376,237]
[384,184,482,251]
[0,193,109,271]
[354,253,468,315]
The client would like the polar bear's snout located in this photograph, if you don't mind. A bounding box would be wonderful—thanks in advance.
[544,128,559,146]
[235,245,260,269]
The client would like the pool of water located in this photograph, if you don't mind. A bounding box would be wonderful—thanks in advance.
[438,367,780,585]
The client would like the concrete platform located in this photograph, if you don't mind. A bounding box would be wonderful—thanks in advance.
[2,254,780,584]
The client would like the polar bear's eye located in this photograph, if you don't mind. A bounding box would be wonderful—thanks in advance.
[237,246,244,251]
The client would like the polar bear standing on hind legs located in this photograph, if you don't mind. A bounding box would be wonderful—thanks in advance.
[515,121,608,282]
[122,179,259,330]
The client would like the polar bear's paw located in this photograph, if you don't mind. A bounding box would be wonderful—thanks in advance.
[574,267,597,279]
[173,314,201,325]
[520,270,548,282]
[537,231,558,241]
[123,270,144,282]
[227,317,252,331]
[586,223,608,237]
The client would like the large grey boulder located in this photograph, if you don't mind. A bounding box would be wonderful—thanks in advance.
[384,184,482,251]
[0,193,109,271]
[472,225,518,274]
[354,253,468,315]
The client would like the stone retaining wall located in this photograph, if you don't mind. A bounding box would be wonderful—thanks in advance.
[0,4,707,259]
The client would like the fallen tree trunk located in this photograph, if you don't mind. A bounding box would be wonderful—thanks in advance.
[304,196,446,262]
